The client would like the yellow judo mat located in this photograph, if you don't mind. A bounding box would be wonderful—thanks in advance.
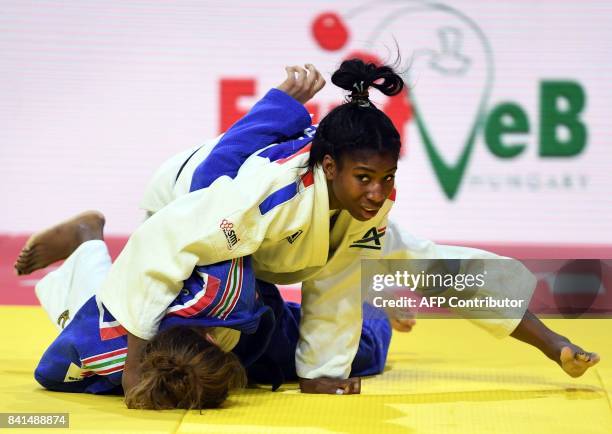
[1,306,610,434]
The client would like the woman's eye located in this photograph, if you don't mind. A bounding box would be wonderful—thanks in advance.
[357,175,370,183]
[385,175,395,182]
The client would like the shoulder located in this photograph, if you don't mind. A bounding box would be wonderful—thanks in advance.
[140,137,223,213]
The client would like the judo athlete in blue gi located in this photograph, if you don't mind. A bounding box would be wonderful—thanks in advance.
[29,215,391,409]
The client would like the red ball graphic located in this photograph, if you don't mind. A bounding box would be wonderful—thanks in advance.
[312,12,349,51]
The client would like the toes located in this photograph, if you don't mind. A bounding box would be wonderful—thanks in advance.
[15,264,31,276]
[16,244,38,260]
[14,246,46,275]
[15,248,32,262]
[586,353,600,366]
[15,255,39,275]
[14,254,33,275]
[574,351,592,362]
[15,256,32,268]
[574,351,600,366]
[560,346,599,377]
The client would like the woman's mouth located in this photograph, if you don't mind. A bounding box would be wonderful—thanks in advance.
[361,206,380,218]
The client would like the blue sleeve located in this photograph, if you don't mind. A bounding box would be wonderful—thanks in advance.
[34,333,123,394]
[190,88,311,192]
[34,300,124,395]
[34,330,102,393]
[34,333,82,392]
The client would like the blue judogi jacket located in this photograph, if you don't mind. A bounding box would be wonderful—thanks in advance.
[34,257,273,394]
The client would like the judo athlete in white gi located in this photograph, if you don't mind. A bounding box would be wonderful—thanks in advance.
[16,61,599,397]
[25,211,391,408]
[17,63,390,401]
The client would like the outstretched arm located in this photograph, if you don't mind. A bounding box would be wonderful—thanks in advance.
[383,219,600,377]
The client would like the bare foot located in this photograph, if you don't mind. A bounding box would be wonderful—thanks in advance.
[559,344,600,378]
[14,211,105,275]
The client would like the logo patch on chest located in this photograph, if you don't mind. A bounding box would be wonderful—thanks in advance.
[350,226,386,250]
[286,230,303,244]
[220,219,240,250]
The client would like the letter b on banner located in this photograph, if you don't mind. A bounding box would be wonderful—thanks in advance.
[540,81,587,157]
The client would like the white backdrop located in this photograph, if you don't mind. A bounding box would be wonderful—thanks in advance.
[1,0,611,245]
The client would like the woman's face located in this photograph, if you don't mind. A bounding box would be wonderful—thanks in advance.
[323,151,397,221]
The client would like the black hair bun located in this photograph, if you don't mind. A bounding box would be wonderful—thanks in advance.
[331,58,404,98]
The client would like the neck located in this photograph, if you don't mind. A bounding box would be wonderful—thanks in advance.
[327,181,341,210]
[329,210,340,232]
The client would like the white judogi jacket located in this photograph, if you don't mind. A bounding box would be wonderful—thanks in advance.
[98,90,536,379]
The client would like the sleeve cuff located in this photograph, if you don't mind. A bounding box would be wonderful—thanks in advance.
[264,88,312,133]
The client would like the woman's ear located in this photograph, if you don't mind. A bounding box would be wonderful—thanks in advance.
[322,154,337,181]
